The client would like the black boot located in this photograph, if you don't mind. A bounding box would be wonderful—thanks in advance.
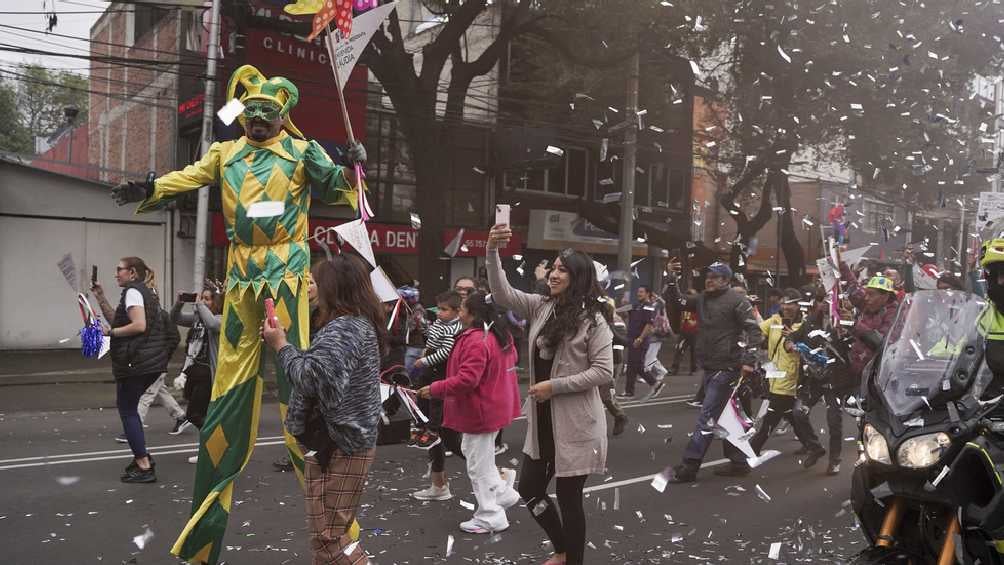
[667,463,700,483]
[122,454,156,478]
[802,447,826,469]
[612,414,628,437]
[713,462,751,477]
[121,466,157,484]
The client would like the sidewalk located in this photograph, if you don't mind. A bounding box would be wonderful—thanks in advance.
[0,348,187,385]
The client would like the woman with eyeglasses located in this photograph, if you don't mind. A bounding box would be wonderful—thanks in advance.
[91,257,171,483]
[486,225,614,565]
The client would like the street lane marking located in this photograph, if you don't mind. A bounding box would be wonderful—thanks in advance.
[512,394,692,422]
[0,435,286,466]
[0,440,289,471]
[0,395,697,470]
[582,459,729,494]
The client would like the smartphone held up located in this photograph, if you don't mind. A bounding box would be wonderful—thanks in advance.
[495,204,511,226]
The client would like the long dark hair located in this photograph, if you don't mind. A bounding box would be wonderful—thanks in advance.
[311,254,387,354]
[464,291,513,349]
[539,248,612,347]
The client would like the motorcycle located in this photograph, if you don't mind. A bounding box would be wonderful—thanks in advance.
[851,290,1004,564]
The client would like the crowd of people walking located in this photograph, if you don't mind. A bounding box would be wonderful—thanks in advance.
[90,217,969,563]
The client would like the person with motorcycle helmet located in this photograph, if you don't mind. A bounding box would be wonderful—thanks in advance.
[978,235,1004,376]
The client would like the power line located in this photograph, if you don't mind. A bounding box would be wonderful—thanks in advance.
[2,65,685,153]
[0,46,588,118]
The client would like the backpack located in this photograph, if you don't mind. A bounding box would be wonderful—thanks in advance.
[651,303,672,337]
[680,311,698,335]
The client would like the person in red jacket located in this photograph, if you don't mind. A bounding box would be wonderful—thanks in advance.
[419,291,521,534]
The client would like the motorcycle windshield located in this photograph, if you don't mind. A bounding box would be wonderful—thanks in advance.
[875,290,988,417]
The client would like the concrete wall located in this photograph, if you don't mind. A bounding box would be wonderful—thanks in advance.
[0,161,193,349]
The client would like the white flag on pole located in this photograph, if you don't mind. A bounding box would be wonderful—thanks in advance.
[334,219,377,268]
[370,266,400,303]
[840,244,873,267]
[717,394,756,459]
[331,2,398,90]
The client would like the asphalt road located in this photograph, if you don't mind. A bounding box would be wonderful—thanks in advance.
[0,373,867,564]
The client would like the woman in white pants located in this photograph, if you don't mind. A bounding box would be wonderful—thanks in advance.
[419,291,521,533]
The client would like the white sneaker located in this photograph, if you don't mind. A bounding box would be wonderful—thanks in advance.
[645,379,666,400]
[459,518,507,534]
[187,455,198,464]
[412,484,452,501]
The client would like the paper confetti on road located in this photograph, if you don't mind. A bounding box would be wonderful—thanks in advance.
[132,528,154,550]
[768,541,782,560]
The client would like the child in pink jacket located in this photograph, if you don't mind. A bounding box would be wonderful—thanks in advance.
[419,291,521,534]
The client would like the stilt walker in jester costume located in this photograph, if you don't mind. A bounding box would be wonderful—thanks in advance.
[110,64,366,564]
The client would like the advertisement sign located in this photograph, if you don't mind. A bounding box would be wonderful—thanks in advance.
[527,209,649,255]
[212,214,522,257]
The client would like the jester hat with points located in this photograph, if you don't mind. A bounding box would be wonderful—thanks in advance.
[226,64,304,138]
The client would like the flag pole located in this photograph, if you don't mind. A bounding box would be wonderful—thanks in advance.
[323,25,355,143]
[322,23,372,219]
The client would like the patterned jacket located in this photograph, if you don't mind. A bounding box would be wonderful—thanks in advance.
[136,131,358,298]
[280,316,381,455]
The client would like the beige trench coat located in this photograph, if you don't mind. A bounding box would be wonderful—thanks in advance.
[486,249,612,477]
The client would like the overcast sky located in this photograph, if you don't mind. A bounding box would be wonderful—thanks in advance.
[0,0,104,76]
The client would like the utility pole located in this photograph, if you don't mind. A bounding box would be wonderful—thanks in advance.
[192,0,221,292]
[994,78,1003,194]
[616,50,640,291]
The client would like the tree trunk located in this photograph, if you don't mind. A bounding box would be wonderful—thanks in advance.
[775,173,806,285]
[412,122,454,304]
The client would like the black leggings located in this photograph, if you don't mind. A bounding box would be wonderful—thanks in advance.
[429,427,462,473]
[517,455,588,565]
[183,363,212,429]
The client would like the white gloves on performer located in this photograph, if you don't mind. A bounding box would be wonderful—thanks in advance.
[174,373,187,390]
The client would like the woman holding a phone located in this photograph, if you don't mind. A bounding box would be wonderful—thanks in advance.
[486,221,613,565]
[91,256,170,483]
[171,285,224,462]
[262,254,385,564]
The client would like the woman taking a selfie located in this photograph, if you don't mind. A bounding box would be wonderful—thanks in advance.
[262,254,385,564]
[486,224,614,565]
[91,256,170,484]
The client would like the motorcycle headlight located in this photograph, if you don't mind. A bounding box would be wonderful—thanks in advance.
[863,424,891,464]
[897,432,951,469]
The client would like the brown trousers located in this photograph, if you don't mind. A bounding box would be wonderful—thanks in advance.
[304,446,376,565]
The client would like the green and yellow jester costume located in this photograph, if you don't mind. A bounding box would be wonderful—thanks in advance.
[132,65,360,564]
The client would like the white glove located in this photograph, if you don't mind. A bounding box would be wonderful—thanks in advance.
[174,373,187,390]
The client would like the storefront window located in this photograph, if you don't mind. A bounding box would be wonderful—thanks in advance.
[390,183,417,222]
[505,146,588,197]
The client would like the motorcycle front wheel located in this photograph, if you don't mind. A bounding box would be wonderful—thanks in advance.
[846,546,923,565]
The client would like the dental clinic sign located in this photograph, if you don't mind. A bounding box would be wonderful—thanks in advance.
[212,215,522,257]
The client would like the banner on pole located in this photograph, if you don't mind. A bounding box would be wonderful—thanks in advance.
[331,1,397,90]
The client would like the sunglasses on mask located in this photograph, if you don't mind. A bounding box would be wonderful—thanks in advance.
[243,101,282,122]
